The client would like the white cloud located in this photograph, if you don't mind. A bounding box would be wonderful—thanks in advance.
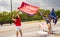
[0,0,10,12]
[0,0,60,12]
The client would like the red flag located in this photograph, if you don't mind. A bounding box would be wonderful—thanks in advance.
[18,2,39,15]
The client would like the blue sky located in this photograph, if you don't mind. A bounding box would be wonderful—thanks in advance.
[0,0,60,12]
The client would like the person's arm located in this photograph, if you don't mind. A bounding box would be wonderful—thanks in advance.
[12,15,16,21]
[16,13,20,18]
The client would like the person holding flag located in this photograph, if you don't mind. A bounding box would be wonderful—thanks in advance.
[12,12,23,37]
[40,12,51,34]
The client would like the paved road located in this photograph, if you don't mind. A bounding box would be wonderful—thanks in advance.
[0,21,60,37]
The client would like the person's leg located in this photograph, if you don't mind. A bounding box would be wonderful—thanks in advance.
[16,26,19,37]
[16,31,18,37]
[19,30,22,37]
[48,26,51,34]
[47,24,51,34]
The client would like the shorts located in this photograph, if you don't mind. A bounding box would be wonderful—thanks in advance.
[46,20,50,24]
[15,26,22,31]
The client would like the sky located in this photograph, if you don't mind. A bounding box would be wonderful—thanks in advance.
[0,0,60,12]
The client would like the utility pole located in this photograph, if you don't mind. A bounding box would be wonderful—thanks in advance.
[10,0,12,25]
[10,0,12,13]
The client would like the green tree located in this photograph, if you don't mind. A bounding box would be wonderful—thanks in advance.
[56,10,60,18]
